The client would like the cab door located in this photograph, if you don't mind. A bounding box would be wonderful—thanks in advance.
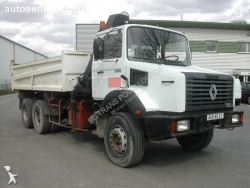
[93,31,124,100]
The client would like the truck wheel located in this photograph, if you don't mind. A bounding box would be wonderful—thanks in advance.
[50,116,61,133]
[177,129,214,151]
[32,100,51,134]
[21,98,34,128]
[104,112,145,168]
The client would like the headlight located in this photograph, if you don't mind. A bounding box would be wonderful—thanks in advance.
[232,114,240,123]
[177,120,190,132]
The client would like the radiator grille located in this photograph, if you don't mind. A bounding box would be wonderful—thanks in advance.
[185,73,234,111]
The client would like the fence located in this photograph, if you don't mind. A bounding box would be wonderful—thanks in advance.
[0,79,11,91]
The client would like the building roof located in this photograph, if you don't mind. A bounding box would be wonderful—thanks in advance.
[0,35,48,57]
[130,19,250,30]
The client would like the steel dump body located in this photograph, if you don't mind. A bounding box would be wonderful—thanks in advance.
[11,51,92,92]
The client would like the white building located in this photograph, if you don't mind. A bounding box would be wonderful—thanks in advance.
[76,20,250,82]
[0,35,47,90]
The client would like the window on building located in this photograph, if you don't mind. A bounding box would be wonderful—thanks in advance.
[103,33,122,59]
[206,41,217,52]
[238,42,250,53]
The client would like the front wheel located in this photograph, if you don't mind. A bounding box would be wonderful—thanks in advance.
[177,129,214,151]
[104,112,145,168]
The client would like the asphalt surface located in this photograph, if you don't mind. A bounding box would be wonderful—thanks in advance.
[0,94,250,188]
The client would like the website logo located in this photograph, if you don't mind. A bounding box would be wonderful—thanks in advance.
[4,166,18,185]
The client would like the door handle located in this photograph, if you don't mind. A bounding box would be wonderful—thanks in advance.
[97,71,104,74]
[162,81,174,83]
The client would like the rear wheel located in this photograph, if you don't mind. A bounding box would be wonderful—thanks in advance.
[177,129,214,151]
[104,112,145,168]
[32,100,51,134]
[21,98,34,128]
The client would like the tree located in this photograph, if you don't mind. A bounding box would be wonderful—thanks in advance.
[229,19,247,24]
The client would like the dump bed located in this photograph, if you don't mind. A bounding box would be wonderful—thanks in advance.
[11,51,92,92]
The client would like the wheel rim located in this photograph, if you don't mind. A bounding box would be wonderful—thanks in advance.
[34,108,41,127]
[23,106,28,121]
[109,125,127,156]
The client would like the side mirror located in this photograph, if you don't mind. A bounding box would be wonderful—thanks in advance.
[93,37,104,60]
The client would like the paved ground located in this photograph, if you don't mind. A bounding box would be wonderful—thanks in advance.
[0,94,250,188]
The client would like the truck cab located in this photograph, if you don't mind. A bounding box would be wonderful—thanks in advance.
[90,15,243,167]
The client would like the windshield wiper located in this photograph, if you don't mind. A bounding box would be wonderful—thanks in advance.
[164,55,179,61]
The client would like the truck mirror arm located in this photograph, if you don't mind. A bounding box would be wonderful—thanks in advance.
[121,75,129,88]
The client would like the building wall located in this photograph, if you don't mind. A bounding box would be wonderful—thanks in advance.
[168,27,249,42]
[36,53,46,60]
[15,45,36,64]
[0,37,14,80]
[76,24,99,51]
[0,36,47,90]
[190,52,250,75]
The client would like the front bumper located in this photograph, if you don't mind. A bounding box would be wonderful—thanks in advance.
[144,110,244,138]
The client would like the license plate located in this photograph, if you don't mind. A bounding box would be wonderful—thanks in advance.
[207,113,224,121]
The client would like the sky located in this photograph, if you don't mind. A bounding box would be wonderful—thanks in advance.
[0,0,249,57]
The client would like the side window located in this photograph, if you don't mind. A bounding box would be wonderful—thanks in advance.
[238,42,250,53]
[206,41,217,52]
[103,33,122,59]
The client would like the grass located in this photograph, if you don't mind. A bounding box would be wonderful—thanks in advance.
[0,90,18,96]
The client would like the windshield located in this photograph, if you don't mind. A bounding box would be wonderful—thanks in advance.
[127,26,191,66]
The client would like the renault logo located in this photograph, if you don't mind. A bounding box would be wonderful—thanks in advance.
[209,84,217,100]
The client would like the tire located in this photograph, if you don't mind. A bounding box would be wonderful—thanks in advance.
[21,98,34,128]
[248,97,250,105]
[177,129,214,151]
[50,116,61,133]
[32,100,51,134]
[104,112,145,168]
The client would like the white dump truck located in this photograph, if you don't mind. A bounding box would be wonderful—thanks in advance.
[11,12,244,167]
